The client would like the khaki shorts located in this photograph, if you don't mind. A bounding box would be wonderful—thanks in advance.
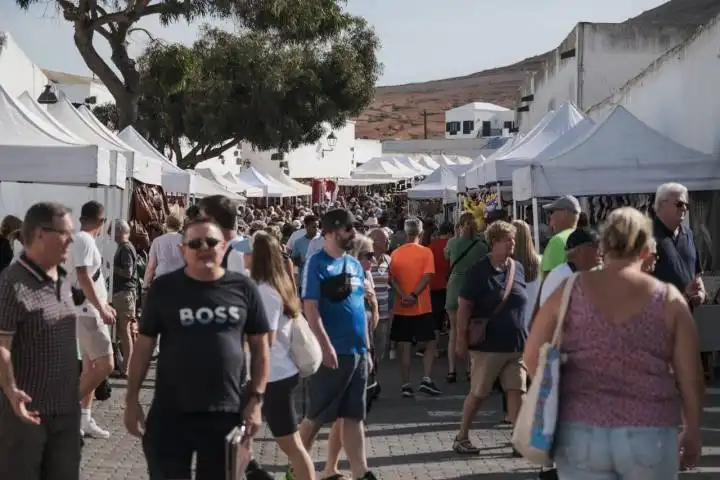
[77,315,113,361]
[112,291,137,320]
[469,351,527,398]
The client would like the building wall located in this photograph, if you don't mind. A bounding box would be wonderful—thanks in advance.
[517,23,695,134]
[56,82,115,106]
[382,137,496,159]
[445,107,513,139]
[588,16,720,157]
[354,138,382,164]
[0,32,49,99]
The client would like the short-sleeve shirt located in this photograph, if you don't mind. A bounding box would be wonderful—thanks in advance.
[291,234,318,279]
[148,232,185,278]
[459,256,528,353]
[652,217,701,292]
[541,228,574,274]
[389,243,435,316]
[257,283,297,383]
[301,251,367,355]
[113,241,137,294]
[429,237,450,291]
[370,253,391,321]
[139,269,270,413]
[69,230,107,316]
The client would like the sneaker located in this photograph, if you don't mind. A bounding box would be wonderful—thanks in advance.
[415,349,425,358]
[538,467,559,479]
[401,384,414,397]
[452,436,480,455]
[81,417,110,439]
[419,378,442,396]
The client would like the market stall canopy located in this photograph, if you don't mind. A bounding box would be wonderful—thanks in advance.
[17,91,87,145]
[337,178,399,186]
[0,85,115,186]
[512,106,720,200]
[267,171,312,196]
[234,166,295,197]
[196,167,262,197]
[392,155,434,175]
[414,154,440,171]
[351,157,417,179]
[407,166,459,204]
[460,157,489,191]
[79,105,163,186]
[486,133,525,161]
[482,102,589,184]
[118,127,243,199]
[452,155,474,165]
[432,154,456,166]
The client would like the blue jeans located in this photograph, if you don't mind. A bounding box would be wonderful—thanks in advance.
[555,422,679,480]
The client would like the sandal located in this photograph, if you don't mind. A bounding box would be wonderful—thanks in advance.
[446,371,457,383]
[452,436,480,454]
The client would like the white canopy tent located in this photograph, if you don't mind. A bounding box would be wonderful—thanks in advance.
[512,105,720,200]
[78,105,163,186]
[481,102,590,185]
[118,127,242,199]
[222,171,265,198]
[432,154,456,166]
[351,157,417,180]
[392,155,434,175]
[407,166,460,204]
[414,154,440,171]
[268,171,312,196]
[18,92,89,145]
[0,85,116,186]
[485,133,525,161]
[337,178,398,186]
[235,167,295,197]
[196,167,262,197]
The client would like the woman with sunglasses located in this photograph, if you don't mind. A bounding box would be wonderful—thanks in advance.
[250,231,316,480]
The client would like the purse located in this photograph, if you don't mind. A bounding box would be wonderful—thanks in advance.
[511,272,578,465]
[289,313,323,377]
[319,257,351,302]
[467,259,516,348]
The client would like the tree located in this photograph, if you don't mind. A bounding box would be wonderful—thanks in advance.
[16,0,377,131]
[91,21,381,169]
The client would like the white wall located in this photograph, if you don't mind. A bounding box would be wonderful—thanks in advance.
[0,32,49,99]
[354,138,382,164]
[57,82,115,106]
[588,16,720,157]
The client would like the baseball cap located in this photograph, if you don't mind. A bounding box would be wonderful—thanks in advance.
[566,228,600,250]
[321,209,356,233]
[543,195,581,214]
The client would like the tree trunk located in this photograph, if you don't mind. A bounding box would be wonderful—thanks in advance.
[116,94,139,131]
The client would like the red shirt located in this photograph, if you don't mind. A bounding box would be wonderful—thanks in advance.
[428,237,450,290]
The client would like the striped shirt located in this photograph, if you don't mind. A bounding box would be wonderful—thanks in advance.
[0,254,79,415]
[370,254,391,321]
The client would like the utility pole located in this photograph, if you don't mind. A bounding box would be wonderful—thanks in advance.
[423,109,428,139]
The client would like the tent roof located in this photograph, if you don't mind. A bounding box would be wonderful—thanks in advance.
[414,154,440,171]
[512,105,720,200]
[268,171,312,195]
[235,167,295,197]
[196,167,261,197]
[351,157,416,179]
[407,166,459,203]
[118,126,170,164]
[392,155,433,175]
[17,91,87,145]
[0,85,114,186]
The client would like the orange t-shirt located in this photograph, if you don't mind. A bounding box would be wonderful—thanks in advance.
[389,243,435,316]
[428,237,450,291]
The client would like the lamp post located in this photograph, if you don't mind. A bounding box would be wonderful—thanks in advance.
[320,132,337,158]
[37,84,58,105]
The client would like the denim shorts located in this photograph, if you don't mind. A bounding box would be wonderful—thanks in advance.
[554,422,679,480]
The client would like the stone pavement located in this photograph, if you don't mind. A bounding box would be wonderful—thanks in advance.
[82,357,720,479]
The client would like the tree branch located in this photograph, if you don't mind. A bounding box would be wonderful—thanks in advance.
[180,137,241,169]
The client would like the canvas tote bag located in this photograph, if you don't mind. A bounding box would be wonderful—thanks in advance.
[290,313,323,377]
[511,272,578,464]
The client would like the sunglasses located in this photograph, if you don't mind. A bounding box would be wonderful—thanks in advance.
[675,201,689,209]
[185,237,221,250]
[361,251,375,260]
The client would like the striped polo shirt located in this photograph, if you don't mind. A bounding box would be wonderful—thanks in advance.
[0,254,79,415]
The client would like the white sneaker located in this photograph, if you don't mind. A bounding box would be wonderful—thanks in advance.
[82,417,110,439]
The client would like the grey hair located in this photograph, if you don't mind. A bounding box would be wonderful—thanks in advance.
[404,217,423,239]
[349,234,374,258]
[654,183,688,211]
[114,219,131,235]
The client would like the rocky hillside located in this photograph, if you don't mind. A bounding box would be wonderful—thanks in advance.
[355,0,720,140]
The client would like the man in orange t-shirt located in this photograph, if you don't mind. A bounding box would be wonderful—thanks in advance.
[389,218,440,398]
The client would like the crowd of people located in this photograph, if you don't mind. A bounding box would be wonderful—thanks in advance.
[0,180,707,480]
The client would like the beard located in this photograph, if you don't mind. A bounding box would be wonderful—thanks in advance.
[340,236,354,251]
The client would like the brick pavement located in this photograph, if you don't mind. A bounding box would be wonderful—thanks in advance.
[83,359,720,479]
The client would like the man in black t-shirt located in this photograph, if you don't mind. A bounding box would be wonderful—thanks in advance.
[112,219,138,378]
[124,218,271,480]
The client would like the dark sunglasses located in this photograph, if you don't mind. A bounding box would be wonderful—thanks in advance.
[361,251,375,260]
[185,237,221,250]
[675,201,689,209]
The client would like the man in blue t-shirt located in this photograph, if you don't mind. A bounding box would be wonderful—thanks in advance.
[291,215,319,281]
[299,209,377,480]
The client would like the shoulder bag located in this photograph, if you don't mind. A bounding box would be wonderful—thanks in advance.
[290,312,323,377]
[512,272,578,465]
[447,239,479,280]
[467,259,516,348]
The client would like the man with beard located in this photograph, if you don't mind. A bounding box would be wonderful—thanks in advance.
[299,209,377,480]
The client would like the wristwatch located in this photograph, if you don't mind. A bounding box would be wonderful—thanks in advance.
[248,390,264,402]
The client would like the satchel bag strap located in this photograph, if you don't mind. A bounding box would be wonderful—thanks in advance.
[550,272,579,347]
[449,239,479,275]
[492,259,516,315]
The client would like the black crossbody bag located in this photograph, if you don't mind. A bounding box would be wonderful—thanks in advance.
[447,240,479,280]
[71,269,102,306]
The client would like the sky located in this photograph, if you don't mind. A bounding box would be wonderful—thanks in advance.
[0,0,669,86]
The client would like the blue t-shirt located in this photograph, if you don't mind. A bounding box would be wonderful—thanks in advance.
[231,237,251,253]
[292,234,316,279]
[302,251,367,355]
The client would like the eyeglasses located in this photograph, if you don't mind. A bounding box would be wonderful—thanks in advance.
[184,237,221,250]
[675,201,689,210]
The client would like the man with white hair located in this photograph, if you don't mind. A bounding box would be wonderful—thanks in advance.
[112,219,138,378]
[652,182,705,306]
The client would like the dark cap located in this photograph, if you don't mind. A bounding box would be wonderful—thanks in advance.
[566,227,600,250]
[321,209,356,233]
[543,195,581,214]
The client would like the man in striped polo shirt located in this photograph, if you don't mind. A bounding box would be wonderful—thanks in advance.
[0,202,81,479]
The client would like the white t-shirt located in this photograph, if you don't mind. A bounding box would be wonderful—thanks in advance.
[148,232,185,278]
[226,238,247,274]
[257,283,298,383]
[69,231,107,316]
[306,237,324,259]
[539,262,574,307]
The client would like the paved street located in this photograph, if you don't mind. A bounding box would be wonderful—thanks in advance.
[83,357,720,479]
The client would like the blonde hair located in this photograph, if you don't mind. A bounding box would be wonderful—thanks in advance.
[600,207,652,259]
[485,220,516,247]
[349,235,373,259]
[250,231,301,318]
[166,212,184,232]
[456,211,477,238]
[512,220,540,282]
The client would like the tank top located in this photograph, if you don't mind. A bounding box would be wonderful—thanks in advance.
[559,279,681,427]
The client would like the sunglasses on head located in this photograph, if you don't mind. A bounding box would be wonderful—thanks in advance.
[185,237,221,250]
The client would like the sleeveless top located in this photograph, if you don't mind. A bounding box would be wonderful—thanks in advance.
[559,279,681,427]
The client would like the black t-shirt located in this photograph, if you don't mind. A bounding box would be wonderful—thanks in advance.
[139,269,270,413]
[113,241,138,293]
[459,255,528,353]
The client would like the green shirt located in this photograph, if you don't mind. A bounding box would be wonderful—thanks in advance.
[541,228,574,273]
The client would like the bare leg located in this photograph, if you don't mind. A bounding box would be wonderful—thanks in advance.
[275,432,316,480]
[299,418,323,451]
[341,419,369,479]
[458,393,482,440]
[79,354,113,402]
[422,340,437,379]
[398,341,412,384]
[447,310,457,374]
[505,390,524,424]
[321,420,344,478]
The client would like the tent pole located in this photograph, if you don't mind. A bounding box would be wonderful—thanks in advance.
[532,198,540,253]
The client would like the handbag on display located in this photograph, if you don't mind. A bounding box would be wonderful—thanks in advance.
[467,260,516,348]
[511,273,578,465]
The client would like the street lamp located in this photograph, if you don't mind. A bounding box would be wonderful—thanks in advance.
[319,132,337,158]
[37,84,58,105]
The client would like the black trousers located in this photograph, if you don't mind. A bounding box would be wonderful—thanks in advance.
[0,408,81,480]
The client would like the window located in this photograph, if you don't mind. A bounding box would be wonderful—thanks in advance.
[446,121,461,135]
[481,121,491,137]
[462,120,474,135]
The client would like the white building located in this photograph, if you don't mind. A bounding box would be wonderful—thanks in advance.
[444,102,515,138]
[587,15,720,157]
[382,136,508,159]
[44,70,115,107]
[516,22,697,133]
